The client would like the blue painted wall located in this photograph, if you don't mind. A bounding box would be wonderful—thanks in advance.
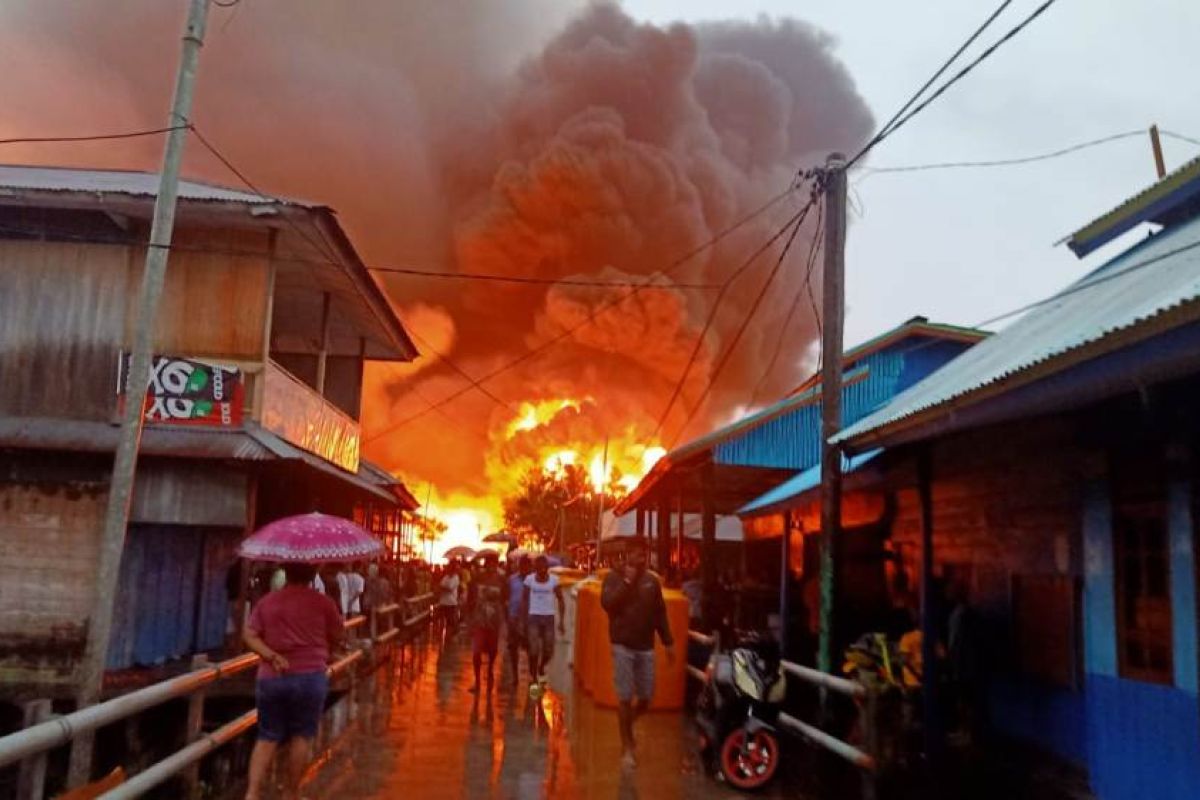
[1078,470,1200,800]
[1086,675,1200,799]
[990,676,1087,765]
[107,526,238,669]
[714,336,973,470]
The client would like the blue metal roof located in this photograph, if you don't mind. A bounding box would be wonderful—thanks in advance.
[713,337,973,471]
[837,213,1200,449]
[738,449,883,516]
[614,319,985,515]
[1066,155,1200,257]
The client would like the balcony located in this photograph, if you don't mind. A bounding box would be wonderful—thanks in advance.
[257,360,361,473]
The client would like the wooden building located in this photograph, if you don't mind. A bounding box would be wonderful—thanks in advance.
[615,317,986,628]
[743,157,1200,798]
[0,165,419,704]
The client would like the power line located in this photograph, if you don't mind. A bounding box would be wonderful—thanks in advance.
[747,197,825,409]
[189,125,530,418]
[862,129,1147,175]
[651,193,818,440]
[1163,130,1200,148]
[368,265,721,290]
[857,0,1062,169]
[848,0,1015,169]
[191,122,811,438]
[849,0,1060,170]
[362,181,811,442]
[0,124,188,146]
[669,202,812,447]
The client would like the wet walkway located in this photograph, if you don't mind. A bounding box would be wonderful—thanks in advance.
[303,627,788,800]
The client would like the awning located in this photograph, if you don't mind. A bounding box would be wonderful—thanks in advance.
[0,417,396,503]
[737,449,884,518]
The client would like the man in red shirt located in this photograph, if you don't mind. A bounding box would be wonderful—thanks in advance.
[243,562,344,800]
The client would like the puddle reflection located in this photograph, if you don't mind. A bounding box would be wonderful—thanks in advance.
[303,632,783,800]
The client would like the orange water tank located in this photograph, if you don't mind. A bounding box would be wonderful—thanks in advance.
[573,580,687,710]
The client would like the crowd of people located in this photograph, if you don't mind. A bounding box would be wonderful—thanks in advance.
[238,543,675,797]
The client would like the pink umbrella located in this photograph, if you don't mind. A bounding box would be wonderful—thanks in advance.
[238,512,384,563]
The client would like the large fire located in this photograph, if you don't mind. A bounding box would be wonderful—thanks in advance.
[415,397,667,560]
[0,2,874,562]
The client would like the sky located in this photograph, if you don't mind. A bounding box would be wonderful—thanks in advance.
[623,0,1200,344]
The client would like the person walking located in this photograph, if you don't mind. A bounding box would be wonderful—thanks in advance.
[505,556,532,687]
[468,554,506,694]
[438,562,461,632]
[601,545,675,770]
[522,555,565,686]
[243,562,343,800]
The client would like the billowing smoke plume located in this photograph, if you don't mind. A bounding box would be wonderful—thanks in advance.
[0,1,872,501]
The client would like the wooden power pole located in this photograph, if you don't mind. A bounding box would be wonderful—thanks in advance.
[817,153,848,677]
[70,0,210,785]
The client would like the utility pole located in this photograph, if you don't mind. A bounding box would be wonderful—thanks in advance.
[817,153,848,677]
[69,0,210,785]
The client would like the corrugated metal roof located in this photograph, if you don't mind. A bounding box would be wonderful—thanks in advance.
[737,449,883,517]
[1066,155,1200,257]
[0,417,397,502]
[615,321,982,515]
[837,213,1200,448]
[0,163,311,207]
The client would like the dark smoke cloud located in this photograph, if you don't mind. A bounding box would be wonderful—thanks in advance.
[0,1,872,494]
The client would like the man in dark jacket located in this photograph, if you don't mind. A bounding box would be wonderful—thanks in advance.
[601,544,675,769]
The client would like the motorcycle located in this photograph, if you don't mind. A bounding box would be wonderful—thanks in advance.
[695,632,788,791]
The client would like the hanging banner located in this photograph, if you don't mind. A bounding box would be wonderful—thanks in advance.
[117,353,245,427]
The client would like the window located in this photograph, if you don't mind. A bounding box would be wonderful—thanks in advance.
[1114,499,1173,683]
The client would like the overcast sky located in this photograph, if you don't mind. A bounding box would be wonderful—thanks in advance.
[624,0,1200,344]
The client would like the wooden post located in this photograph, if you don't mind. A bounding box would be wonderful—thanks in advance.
[15,699,51,800]
[701,461,717,627]
[656,492,671,574]
[676,489,685,568]
[181,654,210,799]
[1150,124,1167,179]
[817,152,848,677]
[315,291,332,395]
[917,446,941,762]
[779,513,791,658]
[72,0,212,785]
[635,507,645,538]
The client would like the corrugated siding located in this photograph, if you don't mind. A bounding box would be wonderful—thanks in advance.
[839,214,1200,444]
[714,345,947,470]
[107,526,238,669]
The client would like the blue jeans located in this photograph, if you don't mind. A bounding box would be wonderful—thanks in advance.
[256,671,328,742]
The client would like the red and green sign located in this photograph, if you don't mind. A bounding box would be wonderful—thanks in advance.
[118,354,244,427]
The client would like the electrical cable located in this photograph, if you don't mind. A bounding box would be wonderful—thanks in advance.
[361,182,812,442]
[850,0,1061,169]
[847,0,1015,169]
[862,129,1147,175]
[367,265,721,290]
[1163,130,1200,148]
[747,197,825,409]
[668,204,812,448]
[650,193,819,440]
[0,124,188,146]
[191,121,811,439]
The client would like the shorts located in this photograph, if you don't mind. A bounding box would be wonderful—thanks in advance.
[612,644,655,703]
[528,614,556,660]
[256,671,329,742]
[473,626,500,657]
[506,616,526,650]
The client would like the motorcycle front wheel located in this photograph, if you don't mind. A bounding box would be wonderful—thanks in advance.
[718,727,780,790]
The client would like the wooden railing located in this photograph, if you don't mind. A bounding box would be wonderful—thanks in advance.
[0,598,435,800]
